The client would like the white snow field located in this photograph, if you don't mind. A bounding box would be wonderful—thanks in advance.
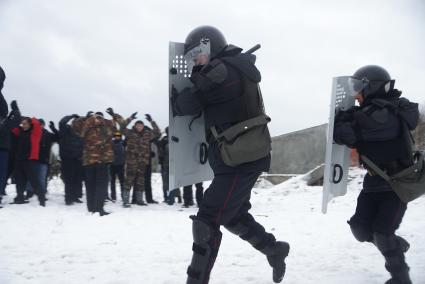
[0,169,424,284]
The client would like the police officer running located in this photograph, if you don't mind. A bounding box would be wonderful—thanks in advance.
[172,26,290,284]
[334,65,419,284]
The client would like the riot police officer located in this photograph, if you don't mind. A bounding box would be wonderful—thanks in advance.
[334,65,419,284]
[172,26,289,284]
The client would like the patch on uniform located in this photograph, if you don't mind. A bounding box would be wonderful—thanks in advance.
[205,60,228,84]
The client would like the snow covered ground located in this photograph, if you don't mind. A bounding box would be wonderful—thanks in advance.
[0,169,424,284]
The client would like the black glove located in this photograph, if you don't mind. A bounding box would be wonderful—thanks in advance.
[10,100,19,112]
[130,112,138,120]
[86,111,94,118]
[145,114,152,122]
[335,109,355,123]
[106,107,115,116]
[49,121,57,133]
[72,114,79,119]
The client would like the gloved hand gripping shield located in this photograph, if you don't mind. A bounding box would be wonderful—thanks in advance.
[184,38,211,74]
[168,41,214,190]
[322,76,357,213]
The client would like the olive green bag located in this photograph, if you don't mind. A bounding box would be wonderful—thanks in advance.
[361,152,425,203]
[210,114,271,167]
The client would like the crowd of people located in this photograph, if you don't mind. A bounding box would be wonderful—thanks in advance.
[0,65,202,215]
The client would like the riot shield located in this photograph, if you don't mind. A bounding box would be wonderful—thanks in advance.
[168,41,214,190]
[322,76,356,213]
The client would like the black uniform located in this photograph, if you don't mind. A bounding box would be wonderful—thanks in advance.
[58,115,84,204]
[334,90,418,283]
[173,45,288,284]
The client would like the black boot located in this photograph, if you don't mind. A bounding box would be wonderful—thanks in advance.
[186,216,222,284]
[135,191,147,206]
[11,197,29,204]
[374,233,412,284]
[98,210,111,216]
[225,214,289,283]
[122,190,131,208]
[261,241,290,283]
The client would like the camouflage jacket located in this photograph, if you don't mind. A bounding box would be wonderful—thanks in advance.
[122,121,160,166]
[72,114,125,166]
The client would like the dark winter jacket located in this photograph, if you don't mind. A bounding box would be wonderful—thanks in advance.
[172,45,270,174]
[0,65,6,117]
[112,139,125,166]
[12,118,43,161]
[1,90,22,151]
[334,92,419,192]
[58,115,83,160]
[38,129,59,164]
[0,92,7,119]
[156,135,169,168]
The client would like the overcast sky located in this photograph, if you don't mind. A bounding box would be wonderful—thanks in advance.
[0,0,424,136]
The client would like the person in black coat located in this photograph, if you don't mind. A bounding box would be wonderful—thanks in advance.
[172,26,289,284]
[0,67,23,202]
[155,127,173,202]
[0,66,22,204]
[334,65,419,284]
[58,114,84,205]
[110,132,125,201]
[26,119,59,195]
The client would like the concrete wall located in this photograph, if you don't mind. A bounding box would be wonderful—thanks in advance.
[270,124,327,175]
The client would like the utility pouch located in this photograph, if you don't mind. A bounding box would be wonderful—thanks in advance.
[210,114,271,167]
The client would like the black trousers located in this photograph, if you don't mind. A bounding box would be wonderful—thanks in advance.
[84,163,109,213]
[349,190,407,235]
[198,172,273,242]
[144,163,153,202]
[109,164,124,200]
[161,165,169,201]
[62,158,83,203]
[14,160,45,203]
[183,183,204,206]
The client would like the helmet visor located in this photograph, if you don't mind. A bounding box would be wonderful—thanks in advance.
[347,77,369,96]
[184,38,211,73]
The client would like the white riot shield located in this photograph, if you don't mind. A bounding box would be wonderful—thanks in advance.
[168,42,214,190]
[322,76,356,213]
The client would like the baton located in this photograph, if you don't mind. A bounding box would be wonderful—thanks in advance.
[245,44,261,54]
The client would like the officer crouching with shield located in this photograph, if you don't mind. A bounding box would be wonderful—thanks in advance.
[333,65,419,284]
[171,26,290,284]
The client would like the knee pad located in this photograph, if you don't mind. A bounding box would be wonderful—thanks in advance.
[373,232,409,274]
[348,221,373,242]
[187,216,222,284]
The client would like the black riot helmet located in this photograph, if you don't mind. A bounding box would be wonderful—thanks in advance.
[351,65,393,99]
[184,26,227,58]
